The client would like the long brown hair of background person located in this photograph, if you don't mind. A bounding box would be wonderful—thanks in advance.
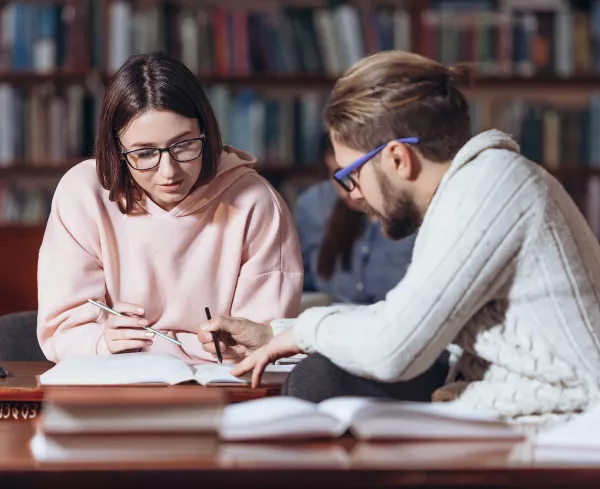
[317,133,365,281]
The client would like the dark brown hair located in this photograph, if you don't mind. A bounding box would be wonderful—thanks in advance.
[95,52,223,214]
[316,132,365,281]
[323,51,475,161]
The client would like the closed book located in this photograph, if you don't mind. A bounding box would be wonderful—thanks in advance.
[39,385,224,435]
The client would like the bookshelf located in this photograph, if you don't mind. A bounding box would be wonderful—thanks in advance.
[1,1,600,211]
[0,0,600,314]
[3,0,600,313]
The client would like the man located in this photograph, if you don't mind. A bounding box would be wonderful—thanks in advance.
[200,51,600,421]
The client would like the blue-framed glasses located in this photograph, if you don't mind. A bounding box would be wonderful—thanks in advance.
[333,137,419,192]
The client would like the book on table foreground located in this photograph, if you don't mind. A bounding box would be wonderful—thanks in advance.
[39,352,293,386]
[219,395,525,441]
[30,432,218,463]
[31,385,223,463]
[38,385,224,434]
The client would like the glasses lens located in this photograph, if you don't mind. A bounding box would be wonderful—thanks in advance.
[170,138,203,162]
[340,175,355,192]
[127,148,161,170]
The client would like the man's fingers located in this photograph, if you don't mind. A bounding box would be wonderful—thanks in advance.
[199,337,228,353]
[204,316,245,335]
[112,301,145,316]
[231,354,257,377]
[251,354,271,388]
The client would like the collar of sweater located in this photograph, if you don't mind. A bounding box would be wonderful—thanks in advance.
[427,129,521,213]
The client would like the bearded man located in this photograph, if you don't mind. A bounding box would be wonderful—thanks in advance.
[199,51,600,423]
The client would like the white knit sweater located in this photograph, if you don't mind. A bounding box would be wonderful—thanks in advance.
[287,129,600,420]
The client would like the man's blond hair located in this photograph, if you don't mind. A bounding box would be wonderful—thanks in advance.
[324,51,475,161]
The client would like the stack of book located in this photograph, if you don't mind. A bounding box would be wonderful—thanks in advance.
[30,385,224,463]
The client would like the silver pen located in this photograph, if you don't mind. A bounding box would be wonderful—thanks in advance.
[87,299,182,346]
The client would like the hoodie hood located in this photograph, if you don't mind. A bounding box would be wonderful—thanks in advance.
[142,145,257,217]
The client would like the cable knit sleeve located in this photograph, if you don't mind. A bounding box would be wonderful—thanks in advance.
[293,152,543,382]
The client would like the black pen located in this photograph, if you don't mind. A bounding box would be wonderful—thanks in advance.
[205,306,223,364]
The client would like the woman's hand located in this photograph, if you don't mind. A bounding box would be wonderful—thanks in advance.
[103,301,154,354]
[230,330,303,387]
[197,316,274,362]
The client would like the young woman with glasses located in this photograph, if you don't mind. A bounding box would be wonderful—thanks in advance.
[37,52,303,363]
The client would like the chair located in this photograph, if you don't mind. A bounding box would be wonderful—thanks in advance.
[0,311,46,361]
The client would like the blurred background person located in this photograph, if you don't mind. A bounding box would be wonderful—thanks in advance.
[294,133,416,306]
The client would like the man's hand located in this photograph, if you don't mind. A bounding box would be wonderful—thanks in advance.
[197,316,274,362]
[230,330,303,387]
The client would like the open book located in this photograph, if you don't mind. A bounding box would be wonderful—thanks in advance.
[535,403,600,451]
[219,396,524,441]
[39,352,293,386]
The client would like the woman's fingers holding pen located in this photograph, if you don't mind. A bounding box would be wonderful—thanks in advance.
[108,338,153,353]
[107,314,149,329]
[111,301,146,317]
[103,324,154,353]
[103,301,152,353]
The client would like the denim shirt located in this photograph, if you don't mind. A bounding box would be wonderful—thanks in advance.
[294,181,416,304]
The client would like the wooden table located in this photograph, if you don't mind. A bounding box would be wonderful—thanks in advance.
[2,422,600,488]
[3,363,600,487]
[0,361,281,421]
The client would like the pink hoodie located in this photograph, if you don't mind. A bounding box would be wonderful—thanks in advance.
[37,146,303,363]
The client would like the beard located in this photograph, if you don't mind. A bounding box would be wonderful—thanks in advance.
[360,172,422,240]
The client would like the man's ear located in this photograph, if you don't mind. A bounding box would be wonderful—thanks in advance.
[380,140,418,182]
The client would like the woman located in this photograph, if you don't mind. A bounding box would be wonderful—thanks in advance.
[294,133,416,304]
[37,52,303,363]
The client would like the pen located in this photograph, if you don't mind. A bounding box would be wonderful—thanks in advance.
[87,299,182,347]
[204,306,223,364]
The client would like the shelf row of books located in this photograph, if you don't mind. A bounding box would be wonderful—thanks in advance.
[423,0,600,77]
[0,82,326,168]
[468,97,600,168]
[0,0,98,72]
[0,182,55,226]
[4,0,600,78]
[0,0,410,76]
[6,81,600,173]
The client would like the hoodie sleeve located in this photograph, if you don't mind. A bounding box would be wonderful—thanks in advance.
[37,164,110,362]
[229,175,303,324]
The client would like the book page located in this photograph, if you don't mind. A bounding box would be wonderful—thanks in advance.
[320,398,522,441]
[39,352,195,386]
[219,396,344,441]
[193,363,293,386]
[535,404,600,450]
[317,396,379,427]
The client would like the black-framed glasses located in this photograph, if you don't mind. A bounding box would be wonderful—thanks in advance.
[122,135,205,171]
[333,137,419,192]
